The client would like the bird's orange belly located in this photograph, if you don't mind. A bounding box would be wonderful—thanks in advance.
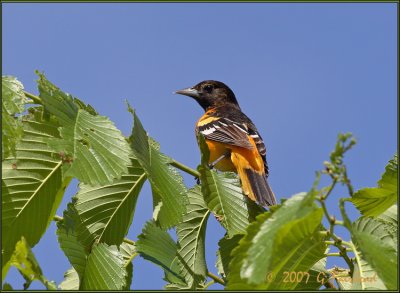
[205,139,236,172]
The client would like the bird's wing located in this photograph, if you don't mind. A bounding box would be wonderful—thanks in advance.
[197,117,253,149]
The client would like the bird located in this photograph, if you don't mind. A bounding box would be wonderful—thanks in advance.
[175,80,276,207]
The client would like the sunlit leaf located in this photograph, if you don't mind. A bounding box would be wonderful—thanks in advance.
[37,73,131,185]
[352,154,398,217]
[2,76,30,158]
[228,192,326,290]
[59,267,79,290]
[351,206,398,290]
[7,237,57,290]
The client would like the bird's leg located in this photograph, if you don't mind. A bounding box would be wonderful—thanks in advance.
[209,150,231,169]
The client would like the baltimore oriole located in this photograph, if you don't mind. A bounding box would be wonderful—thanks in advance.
[175,80,276,207]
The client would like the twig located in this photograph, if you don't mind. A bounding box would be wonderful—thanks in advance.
[53,215,63,222]
[123,238,135,245]
[207,271,225,286]
[203,280,215,289]
[170,159,200,178]
[326,252,341,257]
[318,182,354,274]
[24,91,42,104]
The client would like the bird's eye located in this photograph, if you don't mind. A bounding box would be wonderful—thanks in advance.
[204,85,213,93]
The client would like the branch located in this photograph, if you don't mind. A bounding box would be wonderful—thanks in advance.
[53,215,63,222]
[317,181,354,274]
[207,271,225,286]
[170,159,200,178]
[123,238,135,245]
[24,91,42,104]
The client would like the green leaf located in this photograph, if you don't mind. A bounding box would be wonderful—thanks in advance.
[74,158,146,248]
[80,243,128,290]
[216,234,242,279]
[227,191,326,290]
[2,108,67,271]
[351,206,398,290]
[59,267,79,290]
[2,283,13,290]
[120,241,137,263]
[129,108,187,229]
[136,220,185,286]
[352,154,398,217]
[56,203,88,280]
[329,267,352,290]
[119,241,135,289]
[2,76,29,114]
[176,186,210,288]
[37,73,131,185]
[7,237,57,290]
[2,76,29,158]
[293,258,328,290]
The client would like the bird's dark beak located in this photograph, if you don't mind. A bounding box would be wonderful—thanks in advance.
[174,87,200,99]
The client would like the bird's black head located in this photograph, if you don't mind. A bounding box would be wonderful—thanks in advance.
[175,80,240,111]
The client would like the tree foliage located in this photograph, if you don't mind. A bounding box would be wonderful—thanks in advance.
[2,73,398,290]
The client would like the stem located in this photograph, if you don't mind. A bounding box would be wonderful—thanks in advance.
[123,238,135,245]
[317,182,354,274]
[339,198,352,229]
[343,167,354,196]
[124,252,138,268]
[203,280,215,289]
[24,91,42,104]
[53,215,63,222]
[326,252,341,257]
[321,179,337,200]
[207,272,225,286]
[170,159,200,178]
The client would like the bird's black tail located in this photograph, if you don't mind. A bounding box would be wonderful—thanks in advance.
[244,168,277,207]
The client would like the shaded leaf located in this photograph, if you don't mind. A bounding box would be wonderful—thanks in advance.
[176,186,210,288]
[2,108,66,270]
[352,154,398,217]
[59,267,79,290]
[37,73,131,185]
[129,108,187,229]
[216,234,242,279]
[56,203,88,279]
[74,158,146,248]
[80,243,128,290]
[294,258,329,290]
[227,191,326,290]
[2,283,13,290]
[136,220,185,286]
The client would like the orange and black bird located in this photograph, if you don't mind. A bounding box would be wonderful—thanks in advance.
[175,80,276,207]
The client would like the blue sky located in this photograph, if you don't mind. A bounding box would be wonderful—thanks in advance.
[2,3,397,290]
